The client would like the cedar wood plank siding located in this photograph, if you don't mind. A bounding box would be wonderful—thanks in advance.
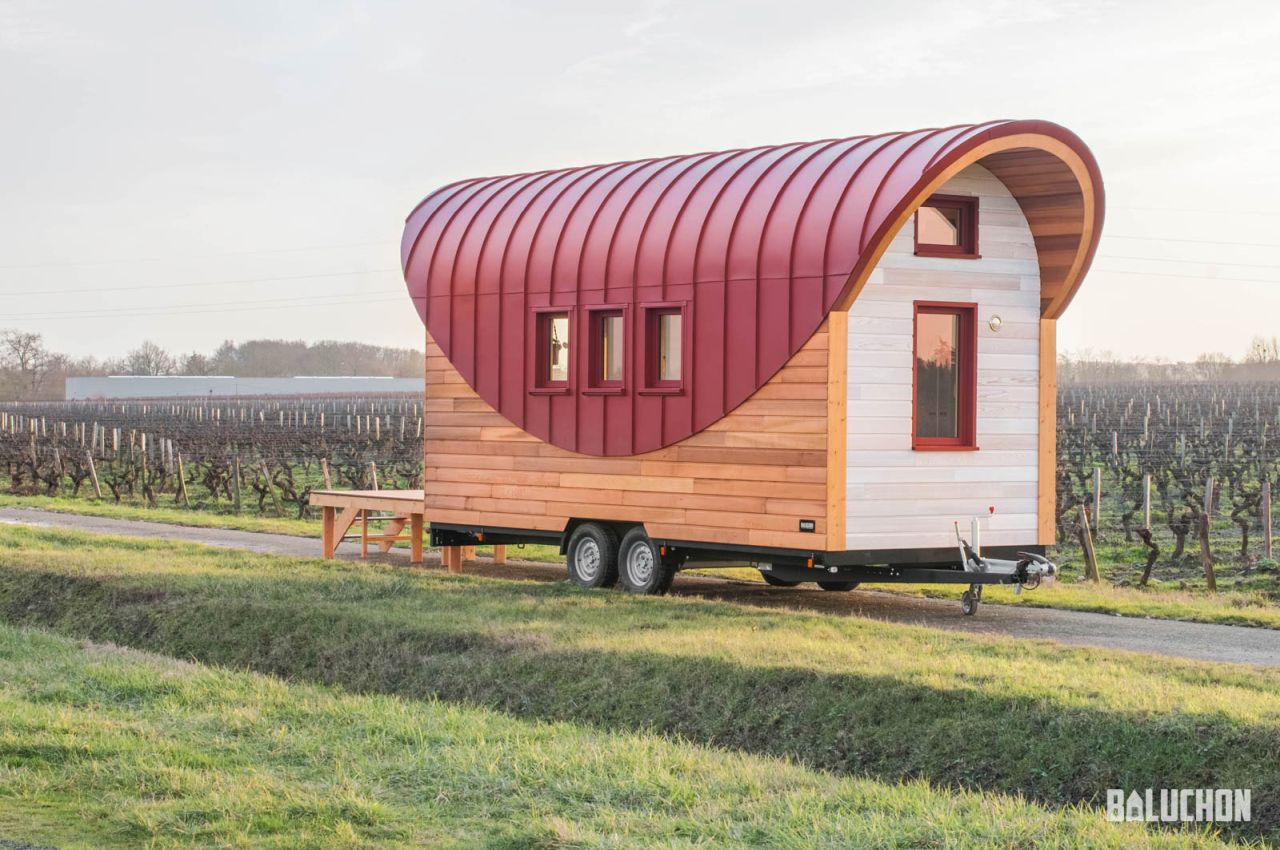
[424,318,837,552]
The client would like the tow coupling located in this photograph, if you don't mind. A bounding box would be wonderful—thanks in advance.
[954,521,1057,616]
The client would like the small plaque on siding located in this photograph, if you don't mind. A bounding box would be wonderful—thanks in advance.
[798,519,816,533]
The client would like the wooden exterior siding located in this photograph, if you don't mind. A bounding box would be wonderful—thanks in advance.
[845,164,1042,551]
[423,318,838,551]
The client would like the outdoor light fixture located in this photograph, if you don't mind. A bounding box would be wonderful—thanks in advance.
[988,315,1003,332]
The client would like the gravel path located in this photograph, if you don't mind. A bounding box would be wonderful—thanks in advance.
[3,506,1278,668]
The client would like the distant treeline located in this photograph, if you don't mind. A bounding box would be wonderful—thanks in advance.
[1061,337,1280,384]
[0,330,424,401]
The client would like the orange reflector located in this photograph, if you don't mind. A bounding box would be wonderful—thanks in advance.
[477,532,485,542]
[660,546,666,556]
[806,558,814,569]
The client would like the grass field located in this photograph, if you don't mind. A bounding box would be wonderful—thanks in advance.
[3,491,1278,627]
[0,525,1276,846]
[0,623,1250,850]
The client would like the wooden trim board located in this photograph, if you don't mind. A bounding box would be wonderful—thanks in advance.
[1038,318,1057,545]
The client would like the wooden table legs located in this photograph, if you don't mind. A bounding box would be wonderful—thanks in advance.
[410,514,424,563]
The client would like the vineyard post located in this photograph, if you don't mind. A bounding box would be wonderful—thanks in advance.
[260,460,284,517]
[1077,506,1100,582]
[51,447,62,495]
[1264,480,1274,560]
[85,450,102,499]
[1091,467,1102,536]
[1141,473,1151,530]
[176,452,190,507]
[1200,475,1217,591]
[369,461,379,491]
[320,458,332,489]
[232,455,243,513]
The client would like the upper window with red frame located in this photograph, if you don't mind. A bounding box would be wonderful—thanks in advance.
[914,194,979,258]
[913,302,977,450]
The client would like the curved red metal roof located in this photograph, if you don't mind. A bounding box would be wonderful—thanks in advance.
[402,119,1103,456]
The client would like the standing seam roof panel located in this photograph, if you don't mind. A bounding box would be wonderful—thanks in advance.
[404,120,1104,455]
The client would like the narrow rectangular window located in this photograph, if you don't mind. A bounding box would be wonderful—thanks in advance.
[602,313,623,382]
[587,309,625,390]
[914,194,978,258]
[537,312,570,387]
[913,302,976,450]
[658,312,681,382]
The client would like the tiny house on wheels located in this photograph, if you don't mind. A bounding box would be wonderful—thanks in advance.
[398,119,1104,614]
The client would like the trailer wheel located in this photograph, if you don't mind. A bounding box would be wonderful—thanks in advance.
[565,523,619,589]
[816,580,860,592]
[760,571,800,587]
[618,527,675,595]
[960,588,980,616]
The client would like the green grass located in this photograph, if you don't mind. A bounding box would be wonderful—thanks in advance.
[1,526,1277,845]
[5,490,1279,626]
[0,625,1248,850]
[696,554,1280,630]
[0,493,567,562]
[0,493,320,536]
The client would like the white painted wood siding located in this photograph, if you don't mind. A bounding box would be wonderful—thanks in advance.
[845,164,1040,551]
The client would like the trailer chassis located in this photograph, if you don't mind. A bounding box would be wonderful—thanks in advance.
[429,522,1055,616]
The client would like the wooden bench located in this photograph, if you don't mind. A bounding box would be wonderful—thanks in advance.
[311,489,426,563]
[308,489,504,573]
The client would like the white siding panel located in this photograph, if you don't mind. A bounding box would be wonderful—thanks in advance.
[845,163,1041,551]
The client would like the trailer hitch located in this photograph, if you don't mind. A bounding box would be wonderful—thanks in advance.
[953,523,1057,615]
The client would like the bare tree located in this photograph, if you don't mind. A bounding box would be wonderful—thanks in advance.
[0,329,52,398]
[122,340,177,376]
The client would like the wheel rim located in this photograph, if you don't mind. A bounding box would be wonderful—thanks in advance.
[627,542,654,585]
[575,538,601,581]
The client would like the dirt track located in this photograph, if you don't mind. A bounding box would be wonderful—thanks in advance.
[3,506,1278,668]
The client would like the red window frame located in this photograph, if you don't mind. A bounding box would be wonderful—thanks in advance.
[531,307,572,394]
[585,307,627,394]
[639,304,687,394]
[913,194,979,259]
[911,301,977,451]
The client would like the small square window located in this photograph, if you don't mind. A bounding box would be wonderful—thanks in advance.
[914,194,978,258]
[587,309,625,390]
[537,312,570,387]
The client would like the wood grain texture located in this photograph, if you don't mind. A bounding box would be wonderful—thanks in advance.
[1038,317,1057,544]
[845,164,1042,551]
[423,320,835,551]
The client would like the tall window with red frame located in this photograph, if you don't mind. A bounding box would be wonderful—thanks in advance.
[912,302,977,450]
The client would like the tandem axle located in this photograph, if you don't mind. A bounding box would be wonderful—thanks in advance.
[431,518,1056,617]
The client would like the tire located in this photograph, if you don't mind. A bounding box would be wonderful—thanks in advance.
[960,589,979,616]
[760,571,800,587]
[565,523,619,589]
[618,527,675,595]
[816,580,860,592]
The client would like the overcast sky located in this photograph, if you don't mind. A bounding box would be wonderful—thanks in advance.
[2,0,1279,363]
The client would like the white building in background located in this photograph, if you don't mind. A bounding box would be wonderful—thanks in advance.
[65,376,422,400]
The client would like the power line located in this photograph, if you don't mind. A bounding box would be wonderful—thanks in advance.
[1105,234,1280,250]
[1092,267,1280,285]
[1097,254,1280,271]
[0,240,398,271]
[1111,204,1280,217]
[7,293,407,321]
[0,268,400,297]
